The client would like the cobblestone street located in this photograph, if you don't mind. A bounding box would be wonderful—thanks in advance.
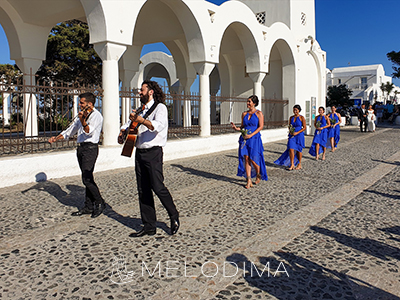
[1,126,399,300]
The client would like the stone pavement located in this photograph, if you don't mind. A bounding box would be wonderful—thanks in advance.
[0,126,399,300]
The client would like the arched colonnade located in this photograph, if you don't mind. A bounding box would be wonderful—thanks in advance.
[0,0,326,146]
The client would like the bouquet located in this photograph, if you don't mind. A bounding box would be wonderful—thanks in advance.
[240,129,251,149]
[315,120,321,134]
[240,128,250,137]
[329,117,336,127]
[288,124,295,137]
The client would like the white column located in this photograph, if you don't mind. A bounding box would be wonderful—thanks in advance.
[248,72,266,110]
[179,78,194,127]
[173,98,182,126]
[2,92,10,125]
[94,42,127,147]
[183,99,191,127]
[72,94,79,119]
[121,70,136,124]
[15,58,42,138]
[193,63,214,137]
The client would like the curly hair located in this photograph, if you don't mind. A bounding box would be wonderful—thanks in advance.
[142,80,166,104]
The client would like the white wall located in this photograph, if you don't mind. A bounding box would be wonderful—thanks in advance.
[0,128,287,188]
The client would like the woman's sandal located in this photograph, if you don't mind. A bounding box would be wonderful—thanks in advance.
[255,173,262,185]
[245,177,253,189]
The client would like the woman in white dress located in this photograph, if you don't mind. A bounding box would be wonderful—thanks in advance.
[367,105,375,132]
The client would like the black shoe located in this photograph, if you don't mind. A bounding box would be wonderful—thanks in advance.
[129,228,156,237]
[71,207,93,216]
[91,202,105,218]
[170,218,180,235]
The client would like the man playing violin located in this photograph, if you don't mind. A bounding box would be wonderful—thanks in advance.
[48,92,106,218]
[118,80,180,237]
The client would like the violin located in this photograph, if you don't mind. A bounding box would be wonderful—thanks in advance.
[120,106,145,157]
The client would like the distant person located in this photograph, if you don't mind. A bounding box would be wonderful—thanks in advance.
[375,103,383,123]
[326,105,341,151]
[309,106,330,161]
[274,104,306,170]
[48,92,106,218]
[388,106,399,124]
[387,102,394,120]
[367,105,376,132]
[231,95,268,188]
[358,104,368,132]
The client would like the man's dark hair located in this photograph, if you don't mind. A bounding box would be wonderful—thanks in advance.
[79,92,96,105]
[142,80,166,104]
[248,95,259,106]
[293,104,302,112]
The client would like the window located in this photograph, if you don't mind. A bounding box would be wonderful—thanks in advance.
[301,12,307,26]
[256,12,266,25]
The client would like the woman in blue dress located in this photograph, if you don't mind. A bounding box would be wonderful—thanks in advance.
[274,104,306,170]
[230,95,268,189]
[309,106,330,160]
[326,105,341,152]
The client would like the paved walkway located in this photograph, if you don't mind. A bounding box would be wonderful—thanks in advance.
[0,126,399,300]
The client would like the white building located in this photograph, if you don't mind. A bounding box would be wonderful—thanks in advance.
[0,0,327,187]
[326,64,400,105]
[0,0,326,143]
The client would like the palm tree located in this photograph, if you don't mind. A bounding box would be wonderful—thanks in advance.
[380,82,395,103]
[385,82,394,102]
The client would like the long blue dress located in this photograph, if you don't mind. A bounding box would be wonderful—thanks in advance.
[237,111,268,181]
[274,116,305,167]
[326,113,340,149]
[309,115,328,157]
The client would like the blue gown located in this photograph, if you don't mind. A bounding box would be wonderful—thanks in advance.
[309,115,328,157]
[237,111,268,181]
[326,113,340,148]
[274,116,305,167]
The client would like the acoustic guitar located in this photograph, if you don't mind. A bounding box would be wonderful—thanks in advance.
[120,106,144,157]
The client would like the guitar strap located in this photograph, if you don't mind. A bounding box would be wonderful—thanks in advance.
[134,102,159,130]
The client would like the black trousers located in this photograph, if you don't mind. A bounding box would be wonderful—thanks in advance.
[135,146,179,230]
[77,143,104,209]
[360,118,368,132]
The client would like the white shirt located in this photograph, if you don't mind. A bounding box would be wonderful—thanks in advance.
[120,99,168,149]
[61,108,103,143]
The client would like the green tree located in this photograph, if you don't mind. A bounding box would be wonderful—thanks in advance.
[387,51,400,79]
[326,84,353,107]
[380,81,394,102]
[37,20,102,85]
[0,64,23,117]
[0,64,23,83]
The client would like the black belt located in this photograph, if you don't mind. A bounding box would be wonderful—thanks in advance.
[77,142,98,147]
[136,146,161,153]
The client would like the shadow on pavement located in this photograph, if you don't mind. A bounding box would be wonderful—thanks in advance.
[378,226,400,243]
[311,226,400,261]
[371,159,400,166]
[364,189,400,201]
[221,251,400,300]
[21,180,84,209]
[170,164,243,187]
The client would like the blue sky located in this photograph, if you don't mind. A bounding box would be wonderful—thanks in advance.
[1,0,399,86]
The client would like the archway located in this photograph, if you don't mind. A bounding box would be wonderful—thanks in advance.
[218,22,260,125]
[263,39,295,124]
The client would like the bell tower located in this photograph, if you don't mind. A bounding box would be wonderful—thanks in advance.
[237,0,316,41]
